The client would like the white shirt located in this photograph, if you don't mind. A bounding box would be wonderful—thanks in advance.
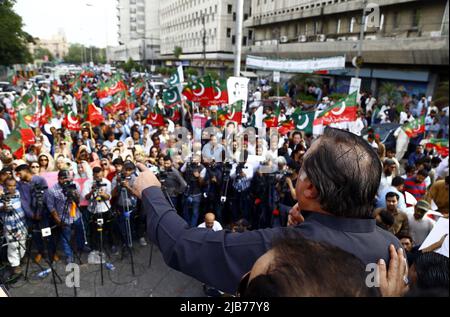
[50,117,63,130]
[0,118,11,138]
[103,139,119,150]
[198,221,223,232]
[82,178,112,214]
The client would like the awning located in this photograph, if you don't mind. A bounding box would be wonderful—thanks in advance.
[240,71,258,78]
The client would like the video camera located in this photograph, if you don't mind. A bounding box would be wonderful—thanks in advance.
[0,194,20,213]
[62,181,78,200]
[32,183,48,209]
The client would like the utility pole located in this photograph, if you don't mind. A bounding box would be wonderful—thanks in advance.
[355,0,368,79]
[234,0,244,77]
[202,13,207,75]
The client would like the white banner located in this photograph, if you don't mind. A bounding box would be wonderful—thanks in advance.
[227,77,250,107]
[246,55,346,73]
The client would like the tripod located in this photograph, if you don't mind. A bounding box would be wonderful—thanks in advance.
[56,195,89,297]
[119,185,135,276]
[88,190,111,286]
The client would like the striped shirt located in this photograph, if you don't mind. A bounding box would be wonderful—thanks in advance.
[0,191,28,240]
[404,177,427,200]
[46,182,81,225]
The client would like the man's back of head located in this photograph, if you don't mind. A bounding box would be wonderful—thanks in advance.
[302,128,382,218]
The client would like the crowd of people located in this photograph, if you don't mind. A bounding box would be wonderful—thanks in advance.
[0,68,448,297]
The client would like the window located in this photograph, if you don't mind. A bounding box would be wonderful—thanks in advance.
[350,17,356,33]
[393,12,399,29]
[337,19,341,34]
[227,28,231,38]
[228,4,233,14]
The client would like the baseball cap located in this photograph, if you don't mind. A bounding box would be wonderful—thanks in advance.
[416,200,431,212]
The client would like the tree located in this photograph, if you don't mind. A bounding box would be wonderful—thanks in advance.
[379,82,401,105]
[434,81,449,108]
[174,46,183,60]
[34,47,54,62]
[0,0,33,66]
[64,44,106,65]
[121,58,144,73]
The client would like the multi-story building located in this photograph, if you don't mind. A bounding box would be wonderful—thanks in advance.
[107,0,161,64]
[29,30,70,61]
[244,0,449,97]
[158,0,252,73]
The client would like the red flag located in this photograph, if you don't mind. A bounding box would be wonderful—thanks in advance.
[86,97,103,127]
[147,106,165,127]
[63,112,82,132]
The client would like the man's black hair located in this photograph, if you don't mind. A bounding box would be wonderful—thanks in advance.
[302,128,382,218]
[15,164,31,173]
[417,169,429,178]
[92,167,102,174]
[386,191,400,201]
[392,176,405,187]
[112,158,124,166]
[242,230,379,297]
[414,252,449,290]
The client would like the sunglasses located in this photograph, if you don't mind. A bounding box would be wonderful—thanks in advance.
[39,158,49,161]
[31,166,40,169]
[102,163,109,166]
[236,271,251,297]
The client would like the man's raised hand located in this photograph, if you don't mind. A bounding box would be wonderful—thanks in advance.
[134,163,162,199]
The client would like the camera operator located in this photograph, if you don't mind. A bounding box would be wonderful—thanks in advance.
[159,156,187,209]
[180,155,206,228]
[82,167,113,252]
[202,158,224,223]
[15,164,53,263]
[274,160,299,228]
[47,170,87,264]
[230,150,253,223]
[0,178,28,275]
[111,161,146,247]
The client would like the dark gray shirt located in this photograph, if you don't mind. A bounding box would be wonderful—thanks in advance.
[142,187,401,294]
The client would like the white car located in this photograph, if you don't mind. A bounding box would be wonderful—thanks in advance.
[149,81,168,94]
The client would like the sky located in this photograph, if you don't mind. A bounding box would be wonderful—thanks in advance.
[14,0,118,48]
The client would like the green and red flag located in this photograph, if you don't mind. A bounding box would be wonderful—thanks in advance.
[426,139,449,157]
[86,96,104,127]
[105,91,128,114]
[210,79,229,106]
[183,75,215,106]
[147,105,165,127]
[278,120,296,136]
[4,112,35,159]
[39,94,55,126]
[163,86,182,107]
[292,110,315,135]
[211,107,228,127]
[133,80,146,98]
[72,79,83,100]
[403,117,426,138]
[62,112,82,132]
[165,104,181,123]
[226,100,244,125]
[97,81,110,99]
[315,92,358,126]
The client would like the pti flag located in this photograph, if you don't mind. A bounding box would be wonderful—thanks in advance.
[315,92,358,126]
[403,117,425,138]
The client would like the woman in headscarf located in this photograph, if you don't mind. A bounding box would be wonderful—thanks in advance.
[37,152,55,173]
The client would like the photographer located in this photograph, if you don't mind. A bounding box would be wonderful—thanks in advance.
[15,164,53,263]
[230,150,253,223]
[111,161,145,247]
[82,167,113,252]
[159,156,187,209]
[47,170,87,264]
[0,178,28,275]
[202,158,224,223]
[180,155,206,228]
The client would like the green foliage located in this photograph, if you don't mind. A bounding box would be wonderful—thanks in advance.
[64,44,106,65]
[434,81,449,108]
[205,70,220,81]
[154,67,173,76]
[379,82,401,105]
[0,0,33,66]
[33,47,54,62]
[329,93,347,101]
[184,67,199,78]
[121,58,144,73]
[173,46,183,59]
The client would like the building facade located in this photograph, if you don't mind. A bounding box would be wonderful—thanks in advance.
[107,0,161,64]
[158,0,251,72]
[244,0,449,97]
[29,30,70,61]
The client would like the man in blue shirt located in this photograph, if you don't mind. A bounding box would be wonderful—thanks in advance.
[15,164,55,263]
[408,145,426,167]
[133,128,402,294]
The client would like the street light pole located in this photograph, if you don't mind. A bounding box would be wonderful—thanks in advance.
[234,0,244,77]
[355,0,368,79]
